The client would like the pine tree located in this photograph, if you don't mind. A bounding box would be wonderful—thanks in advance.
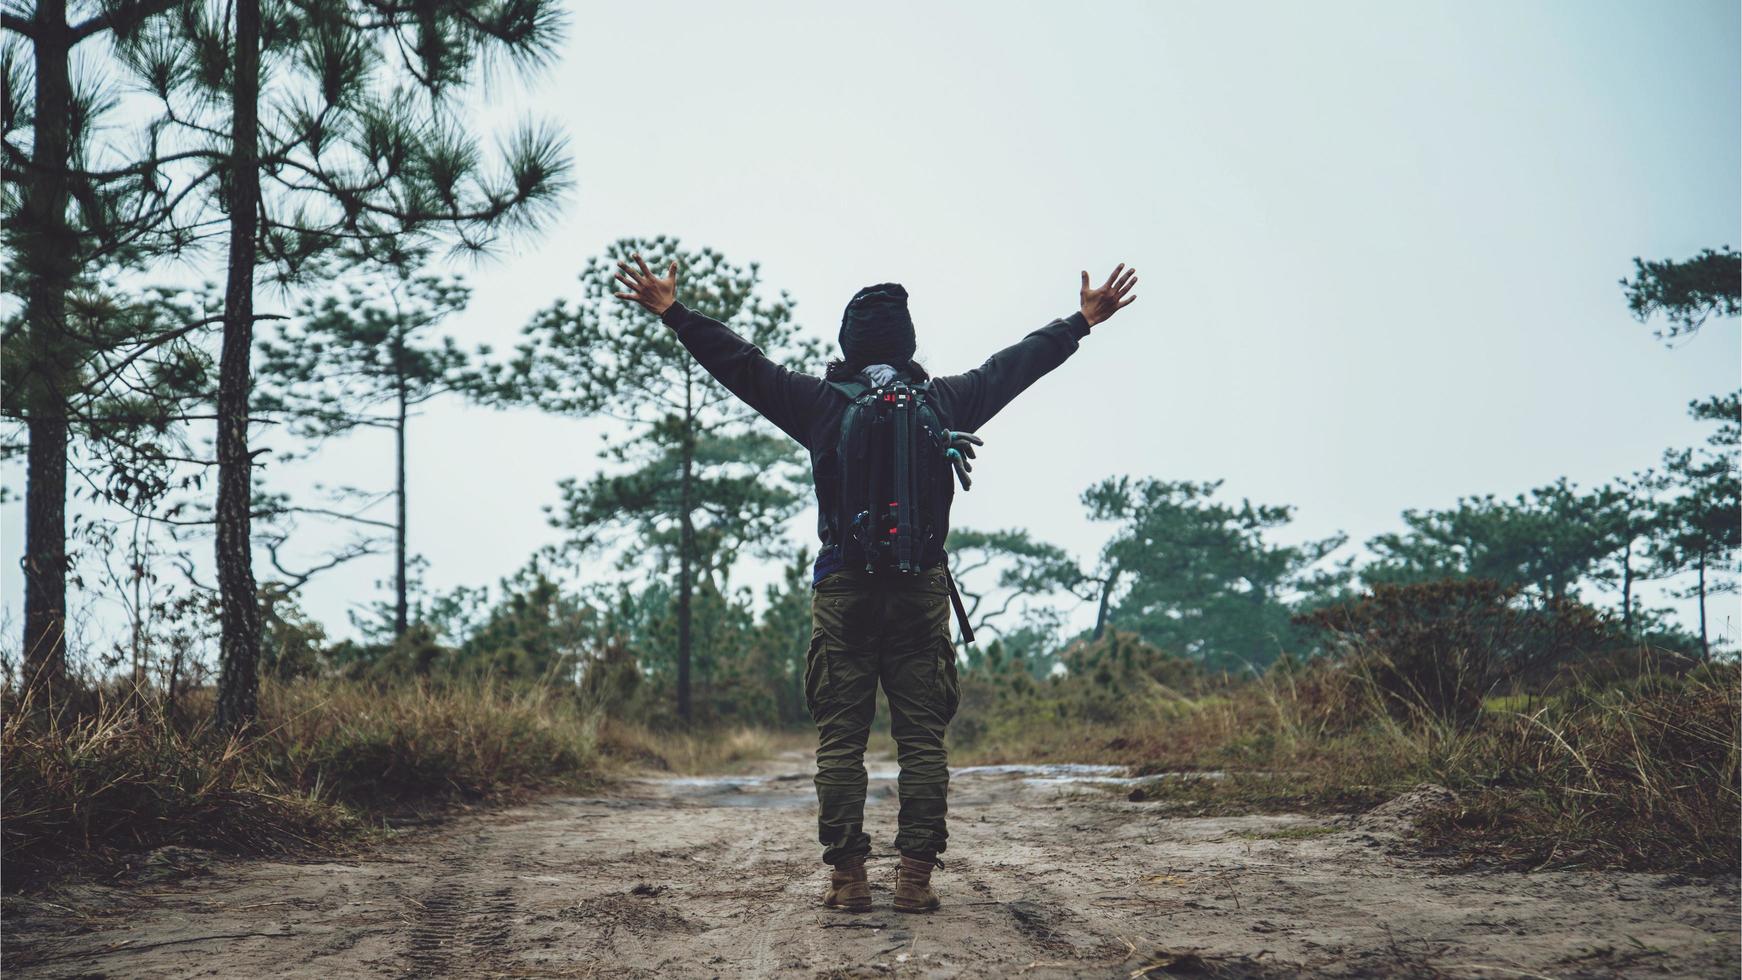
[1364,479,1621,604]
[1589,470,1665,634]
[1621,246,1740,343]
[1081,477,1345,670]
[130,0,571,727]
[3,0,223,698]
[257,254,472,639]
[944,527,1085,641]
[495,237,816,721]
[1649,393,1741,660]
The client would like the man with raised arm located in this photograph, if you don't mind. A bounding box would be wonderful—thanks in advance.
[613,256,1137,913]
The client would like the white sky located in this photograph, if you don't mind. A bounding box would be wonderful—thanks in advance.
[5,0,1740,654]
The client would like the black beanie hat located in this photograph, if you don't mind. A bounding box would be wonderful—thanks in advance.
[839,283,917,367]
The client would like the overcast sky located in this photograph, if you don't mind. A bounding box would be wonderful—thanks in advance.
[4,0,1739,653]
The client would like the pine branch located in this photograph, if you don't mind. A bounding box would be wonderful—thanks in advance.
[159,105,231,143]
[263,535,381,591]
[269,153,539,227]
[78,160,227,258]
[75,147,227,181]
[270,503,396,531]
[68,0,186,45]
[76,314,284,393]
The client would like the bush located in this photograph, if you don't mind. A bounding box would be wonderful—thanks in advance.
[1294,580,1623,726]
[953,631,1210,747]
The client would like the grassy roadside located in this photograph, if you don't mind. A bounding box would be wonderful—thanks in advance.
[952,658,1740,874]
[1,677,609,889]
[7,644,1733,888]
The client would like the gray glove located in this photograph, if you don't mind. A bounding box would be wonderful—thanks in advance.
[944,430,984,491]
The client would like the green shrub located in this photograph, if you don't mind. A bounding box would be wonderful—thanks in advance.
[1293,580,1623,726]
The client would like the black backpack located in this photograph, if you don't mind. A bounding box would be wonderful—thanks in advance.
[826,376,951,575]
[826,374,978,642]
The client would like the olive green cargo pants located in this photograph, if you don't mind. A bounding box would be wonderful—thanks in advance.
[807,565,961,866]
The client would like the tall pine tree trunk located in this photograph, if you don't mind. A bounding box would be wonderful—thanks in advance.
[676,383,695,722]
[1696,549,1708,662]
[19,0,73,700]
[1620,536,1633,634]
[131,521,146,688]
[23,404,68,695]
[1091,570,1117,640]
[214,0,263,730]
[394,373,409,639]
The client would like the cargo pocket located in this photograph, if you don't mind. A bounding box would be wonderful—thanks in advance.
[804,629,830,720]
[936,638,961,722]
[806,591,849,719]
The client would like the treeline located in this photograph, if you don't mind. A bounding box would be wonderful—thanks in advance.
[951,387,1737,677]
[330,380,1736,718]
[2,0,1738,731]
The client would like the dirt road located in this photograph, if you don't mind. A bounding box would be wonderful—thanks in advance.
[6,752,1737,978]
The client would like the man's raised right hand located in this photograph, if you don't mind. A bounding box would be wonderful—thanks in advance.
[1080,264,1138,326]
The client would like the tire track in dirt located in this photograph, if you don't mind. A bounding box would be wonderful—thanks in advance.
[740,806,805,976]
[400,874,476,978]
[398,839,519,979]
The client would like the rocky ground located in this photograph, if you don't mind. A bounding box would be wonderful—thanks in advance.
[5,752,1737,978]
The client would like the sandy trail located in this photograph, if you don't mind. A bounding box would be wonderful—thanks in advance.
[5,750,1736,978]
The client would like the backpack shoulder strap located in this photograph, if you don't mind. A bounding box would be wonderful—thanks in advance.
[829,378,877,562]
[829,377,874,461]
[827,379,871,400]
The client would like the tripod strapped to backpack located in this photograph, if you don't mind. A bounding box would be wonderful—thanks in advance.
[827,375,983,643]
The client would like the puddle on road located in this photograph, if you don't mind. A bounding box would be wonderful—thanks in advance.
[649,774,811,809]
[953,763,1126,778]
[955,763,1231,790]
[658,775,783,788]
[643,763,1227,807]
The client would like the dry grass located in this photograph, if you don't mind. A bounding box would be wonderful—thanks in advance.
[1,689,356,878]
[954,656,1740,873]
[1417,671,1740,872]
[258,678,604,808]
[595,718,811,775]
[2,676,605,888]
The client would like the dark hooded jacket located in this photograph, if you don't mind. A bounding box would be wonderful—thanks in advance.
[659,301,1092,580]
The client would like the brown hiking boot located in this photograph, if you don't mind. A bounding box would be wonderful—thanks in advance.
[823,856,872,912]
[893,854,941,913]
